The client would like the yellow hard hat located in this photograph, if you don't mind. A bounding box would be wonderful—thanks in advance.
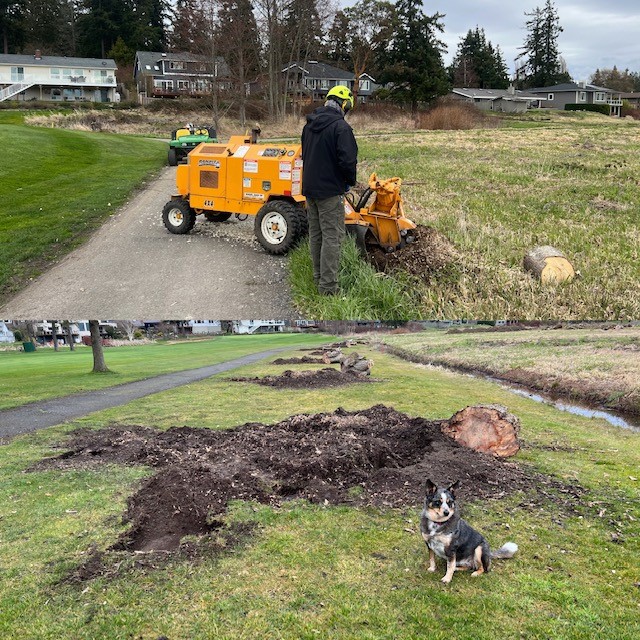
[326,85,354,112]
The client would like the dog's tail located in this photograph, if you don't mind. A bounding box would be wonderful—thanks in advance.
[491,542,518,559]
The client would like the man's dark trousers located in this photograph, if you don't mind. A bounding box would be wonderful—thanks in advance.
[306,194,345,295]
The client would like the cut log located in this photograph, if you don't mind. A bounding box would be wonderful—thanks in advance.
[523,245,575,284]
[322,348,344,364]
[340,352,374,377]
[441,404,520,457]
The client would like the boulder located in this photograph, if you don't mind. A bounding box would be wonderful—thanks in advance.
[441,404,520,457]
[340,352,374,377]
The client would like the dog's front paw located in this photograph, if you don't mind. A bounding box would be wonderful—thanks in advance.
[428,565,436,573]
[441,576,452,584]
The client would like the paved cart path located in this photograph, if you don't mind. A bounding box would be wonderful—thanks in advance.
[0,167,297,319]
[0,348,286,438]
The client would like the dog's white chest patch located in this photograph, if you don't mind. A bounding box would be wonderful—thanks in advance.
[428,537,447,558]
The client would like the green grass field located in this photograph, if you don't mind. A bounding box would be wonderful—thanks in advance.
[0,112,166,302]
[1,335,638,639]
[291,113,640,320]
[0,333,329,410]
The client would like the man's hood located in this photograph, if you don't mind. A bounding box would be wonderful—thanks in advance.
[305,106,344,132]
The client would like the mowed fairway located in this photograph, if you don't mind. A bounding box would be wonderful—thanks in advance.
[0,336,638,639]
[353,113,640,320]
[0,112,166,302]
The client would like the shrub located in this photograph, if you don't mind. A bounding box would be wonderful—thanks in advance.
[565,103,610,115]
[417,99,498,130]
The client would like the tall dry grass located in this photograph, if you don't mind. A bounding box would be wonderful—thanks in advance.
[418,101,499,130]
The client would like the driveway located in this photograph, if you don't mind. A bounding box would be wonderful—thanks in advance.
[0,167,298,319]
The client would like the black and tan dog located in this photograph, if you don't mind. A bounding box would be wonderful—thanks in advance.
[420,479,518,584]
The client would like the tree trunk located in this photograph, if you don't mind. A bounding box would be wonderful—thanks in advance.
[63,321,75,351]
[50,321,59,351]
[523,245,575,284]
[89,320,110,373]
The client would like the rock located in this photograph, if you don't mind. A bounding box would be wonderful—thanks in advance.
[441,404,520,457]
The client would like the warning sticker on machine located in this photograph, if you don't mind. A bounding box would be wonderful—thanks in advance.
[243,160,259,173]
[244,192,265,200]
[243,178,251,188]
[292,169,301,181]
[279,171,292,181]
[291,183,301,196]
[234,145,250,158]
[279,161,291,171]
[294,158,303,169]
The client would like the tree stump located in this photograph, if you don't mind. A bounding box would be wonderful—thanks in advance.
[441,404,520,457]
[322,348,344,364]
[523,245,575,284]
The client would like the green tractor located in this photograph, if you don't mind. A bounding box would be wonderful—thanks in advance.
[168,124,217,166]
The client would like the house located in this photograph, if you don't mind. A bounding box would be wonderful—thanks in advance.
[282,61,380,104]
[189,320,223,335]
[0,51,118,103]
[0,321,15,343]
[620,92,640,109]
[451,86,543,113]
[134,51,230,100]
[231,320,286,334]
[527,82,622,115]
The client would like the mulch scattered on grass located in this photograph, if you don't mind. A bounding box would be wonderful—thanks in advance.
[230,368,370,388]
[31,404,584,582]
[271,356,325,365]
[369,225,461,282]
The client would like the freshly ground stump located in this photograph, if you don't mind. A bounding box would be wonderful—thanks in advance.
[441,404,521,457]
[32,404,582,581]
[230,368,370,388]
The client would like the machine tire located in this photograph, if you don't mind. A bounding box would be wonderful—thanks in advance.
[254,200,306,255]
[168,147,178,166]
[204,211,232,222]
[162,199,196,234]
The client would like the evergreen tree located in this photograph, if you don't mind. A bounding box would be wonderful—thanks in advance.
[590,66,637,92]
[22,0,67,53]
[283,0,322,63]
[449,28,508,89]
[168,0,206,51]
[130,0,168,52]
[380,0,449,112]
[516,0,571,88]
[76,0,133,58]
[1,0,26,53]
[326,10,351,68]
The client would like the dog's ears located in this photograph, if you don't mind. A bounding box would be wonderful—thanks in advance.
[447,480,461,495]
[425,479,437,495]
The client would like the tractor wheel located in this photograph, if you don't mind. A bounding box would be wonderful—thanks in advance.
[254,201,307,255]
[204,211,232,222]
[162,199,196,234]
[168,147,178,166]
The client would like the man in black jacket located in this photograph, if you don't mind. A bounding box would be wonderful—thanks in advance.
[301,85,358,295]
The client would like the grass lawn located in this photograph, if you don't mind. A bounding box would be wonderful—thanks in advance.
[0,111,166,303]
[0,333,330,410]
[0,336,638,639]
[291,112,640,320]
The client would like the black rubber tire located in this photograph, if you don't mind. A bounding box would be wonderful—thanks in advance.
[162,199,196,234]
[204,211,232,222]
[254,200,307,255]
[168,147,178,166]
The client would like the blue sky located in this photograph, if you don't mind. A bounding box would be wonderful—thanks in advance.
[339,1,640,82]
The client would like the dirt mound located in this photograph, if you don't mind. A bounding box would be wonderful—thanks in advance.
[369,225,461,282]
[32,405,583,581]
[230,368,371,388]
[271,356,325,364]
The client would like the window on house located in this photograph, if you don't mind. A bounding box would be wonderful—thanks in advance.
[10,67,24,81]
[321,79,329,89]
[170,61,184,70]
[51,68,61,79]
[178,80,189,90]
[154,79,174,90]
[361,80,370,91]
[579,91,587,102]
[594,92,606,102]
[548,93,554,101]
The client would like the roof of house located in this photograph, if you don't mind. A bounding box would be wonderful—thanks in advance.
[283,61,354,81]
[135,50,229,77]
[620,92,640,99]
[528,82,613,94]
[0,53,116,69]
[452,87,542,101]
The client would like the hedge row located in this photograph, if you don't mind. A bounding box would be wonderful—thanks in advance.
[565,103,610,115]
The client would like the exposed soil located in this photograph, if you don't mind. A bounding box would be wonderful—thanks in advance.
[32,405,584,582]
[271,356,325,364]
[369,225,462,283]
[230,368,372,388]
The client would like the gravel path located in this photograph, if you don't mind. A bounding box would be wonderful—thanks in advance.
[0,348,287,438]
[0,167,298,319]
